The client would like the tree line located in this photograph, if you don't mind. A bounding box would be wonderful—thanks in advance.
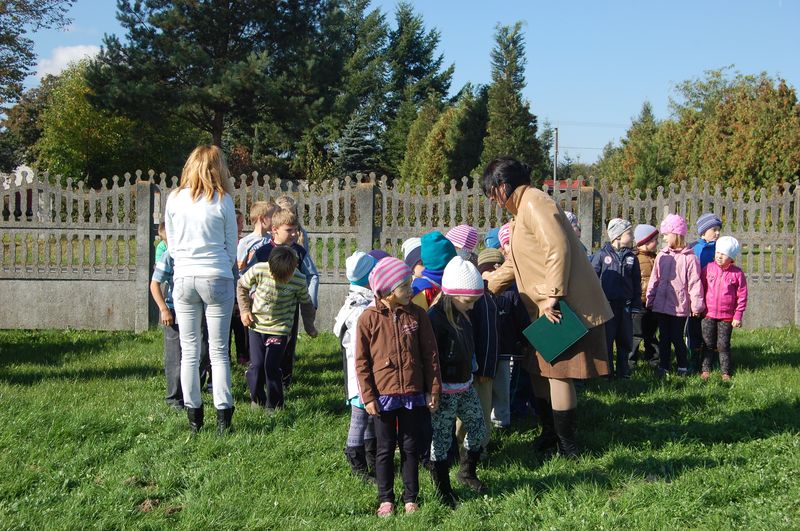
[1,2,798,190]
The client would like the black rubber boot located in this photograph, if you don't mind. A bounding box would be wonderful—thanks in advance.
[344,446,375,484]
[553,409,579,459]
[216,407,234,435]
[187,405,204,433]
[456,450,485,493]
[533,398,558,453]
[364,438,377,478]
[430,460,458,508]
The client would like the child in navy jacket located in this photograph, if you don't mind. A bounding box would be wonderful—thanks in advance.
[591,218,641,378]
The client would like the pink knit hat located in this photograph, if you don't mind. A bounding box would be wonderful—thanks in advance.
[441,256,484,297]
[368,257,411,296]
[498,223,511,247]
[445,224,479,253]
[660,214,688,237]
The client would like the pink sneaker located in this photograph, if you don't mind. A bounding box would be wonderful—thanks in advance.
[404,502,419,514]
[700,371,710,381]
[722,374,731,381]
[377,502,394,517]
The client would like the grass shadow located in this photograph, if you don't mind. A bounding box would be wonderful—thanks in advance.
[0,330,139,368]
[0,365,161,385]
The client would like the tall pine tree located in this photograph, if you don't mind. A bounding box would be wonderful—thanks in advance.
[335,107,382,175]
[478,22,543,180]
[381,2,453,176]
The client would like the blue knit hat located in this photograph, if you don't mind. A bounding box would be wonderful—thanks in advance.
[484,228,501,249]
[696,212,722,236]
[346,251,377,287]
[420,231,456,271]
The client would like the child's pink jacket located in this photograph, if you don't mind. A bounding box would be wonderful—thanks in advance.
[702,261,748,321]
[645,246,706,317]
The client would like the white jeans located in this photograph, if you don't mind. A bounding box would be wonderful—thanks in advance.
[491,359,511,427]
[173,276,235,409]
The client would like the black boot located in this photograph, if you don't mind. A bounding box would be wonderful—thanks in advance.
[430,460,458,508]
[364,438,377,478]
[533,398,558,453]
[456,450,485,493]
[216,407,234,435]
[344,446,375,484]
[187,405,204,433]
[553,409,579,459]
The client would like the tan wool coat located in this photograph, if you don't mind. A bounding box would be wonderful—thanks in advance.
[486,185,612,379]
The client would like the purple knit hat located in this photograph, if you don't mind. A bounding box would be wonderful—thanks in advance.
[445,224,479,253]
[660,214,688,237]
[368,257,412,296]
[368,249,391,262]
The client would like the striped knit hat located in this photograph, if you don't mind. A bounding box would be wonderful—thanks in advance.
[441,256,484,297]
[401,237,422,268]
[368,257,411,297]
[634,224,659,246]
[498,223,512,247]
[446,224,479,253]
[696,212,722,236]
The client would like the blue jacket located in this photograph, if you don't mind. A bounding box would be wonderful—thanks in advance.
[692,239,716,269]
[495,284,531,360]
[467,292,499,378]
[591,243,642,309]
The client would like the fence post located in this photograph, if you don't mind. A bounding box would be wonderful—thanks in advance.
[135,181,157,333]
[795,185,800,327]
[578,185,597,251]
[356,182,377,250]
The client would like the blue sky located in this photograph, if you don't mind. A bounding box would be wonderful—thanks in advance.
[27,0,800,163]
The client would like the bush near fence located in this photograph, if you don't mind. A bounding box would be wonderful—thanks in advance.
[1,170,798,331]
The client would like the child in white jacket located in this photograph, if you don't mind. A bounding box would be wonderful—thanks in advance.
[333,251,378,483]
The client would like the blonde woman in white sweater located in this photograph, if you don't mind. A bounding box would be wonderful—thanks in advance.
[165,145,238,434]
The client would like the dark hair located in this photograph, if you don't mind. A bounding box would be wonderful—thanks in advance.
[481,157,532,201]
[268,245,299,283]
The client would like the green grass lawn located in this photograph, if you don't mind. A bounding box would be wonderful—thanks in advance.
[0,328,798,529]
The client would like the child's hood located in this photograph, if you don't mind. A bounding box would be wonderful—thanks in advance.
[661,245,695,256]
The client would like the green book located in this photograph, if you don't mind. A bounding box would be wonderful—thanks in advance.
[522,301,588,364]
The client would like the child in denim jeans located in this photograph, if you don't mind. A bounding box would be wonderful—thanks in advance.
[149,247,210,410]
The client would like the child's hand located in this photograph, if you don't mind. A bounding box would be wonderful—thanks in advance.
[241,311,254,328]
[426,393,439,413]
[732,319,742,328]
[364,401,379,416]
[691,312,701,318]
[159,308,174,327]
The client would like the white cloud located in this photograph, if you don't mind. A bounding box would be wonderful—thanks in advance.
[36,45,101,79]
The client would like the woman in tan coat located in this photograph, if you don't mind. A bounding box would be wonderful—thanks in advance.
[482,157,612,457]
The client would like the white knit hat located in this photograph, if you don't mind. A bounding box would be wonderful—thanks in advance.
[441,256,484,296]
[715,236,741,260]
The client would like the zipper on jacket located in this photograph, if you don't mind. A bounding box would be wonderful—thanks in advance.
[394,311,404,391]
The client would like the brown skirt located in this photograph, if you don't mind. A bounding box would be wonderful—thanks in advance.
[526,324,609,380]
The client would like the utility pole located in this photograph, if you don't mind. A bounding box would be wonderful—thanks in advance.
[553,127,559,190]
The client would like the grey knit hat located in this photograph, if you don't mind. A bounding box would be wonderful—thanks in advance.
[607,218,632,242]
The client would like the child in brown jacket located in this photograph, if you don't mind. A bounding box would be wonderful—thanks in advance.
[354,257,441,517]
[631,224,660,367]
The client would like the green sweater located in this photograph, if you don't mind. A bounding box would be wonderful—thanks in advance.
[237,263,315,336]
